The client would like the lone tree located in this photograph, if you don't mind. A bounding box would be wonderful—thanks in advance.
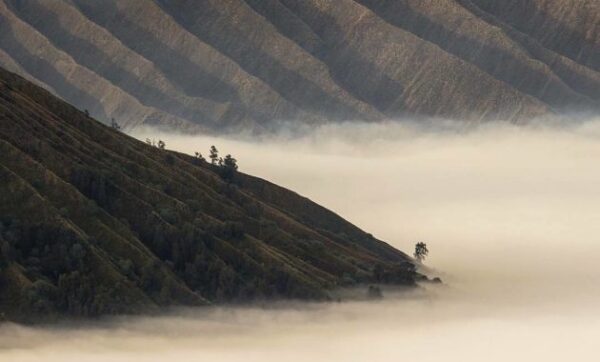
[157,140,166,150]
[414,242,429,262]
[209,145,219,165]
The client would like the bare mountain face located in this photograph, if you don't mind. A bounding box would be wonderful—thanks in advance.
[0,0,598,132]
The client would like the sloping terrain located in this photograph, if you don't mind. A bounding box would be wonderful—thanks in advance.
[0,67,417,322]
[0,0,597,132]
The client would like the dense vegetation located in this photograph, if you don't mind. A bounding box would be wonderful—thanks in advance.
[0,67,417,323]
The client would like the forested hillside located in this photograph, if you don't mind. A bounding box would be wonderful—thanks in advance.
[0,67,417,322]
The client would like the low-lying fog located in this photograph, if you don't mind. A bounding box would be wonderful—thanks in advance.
[3,119,600,361]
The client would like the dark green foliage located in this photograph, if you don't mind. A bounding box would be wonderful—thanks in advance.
[209,145,218,165]
[0,242,10,269]
[414,242,429,262]
[70,167,112,208]
[57,271,129,316]
[118,258,135,278]
[219,154,238,182]
[221,221,245,240]
[373,262,416,284]
[70,243,86,260]
[194,152,205,164]
[26,280,58,314]
[0,227,15,268]
[158,208,178,224]
[140,261,163,295]
[0,66,417,322]
[4,223,80,280]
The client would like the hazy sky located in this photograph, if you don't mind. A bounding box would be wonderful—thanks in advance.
[2,119,600,361]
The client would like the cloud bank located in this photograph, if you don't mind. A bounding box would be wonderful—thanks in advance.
[2,119,600,361]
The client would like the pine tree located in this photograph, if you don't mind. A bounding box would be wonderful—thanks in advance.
[220,154,238,182]
[209,145,219,165]
[414,242,429,262]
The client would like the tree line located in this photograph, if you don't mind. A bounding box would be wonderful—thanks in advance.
[143,139,239,182]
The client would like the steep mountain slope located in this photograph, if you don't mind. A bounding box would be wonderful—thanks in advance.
[0,67,417,322]
[0,0,597,132]
[468,0,599,72]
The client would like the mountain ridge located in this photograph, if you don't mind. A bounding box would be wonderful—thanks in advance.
[0,0,597,132]
[0,66,418,323]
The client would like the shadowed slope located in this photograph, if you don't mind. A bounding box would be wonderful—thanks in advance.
[0,67,416,323]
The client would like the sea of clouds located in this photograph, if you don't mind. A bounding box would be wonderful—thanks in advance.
[2,118,600,361]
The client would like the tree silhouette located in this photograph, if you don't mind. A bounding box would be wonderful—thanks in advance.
[414,242,428,262]
[223,154,238,170]
[209,145,219,165]
[194,152,206,162]
[110,118,121,131]
[220,154,238,182]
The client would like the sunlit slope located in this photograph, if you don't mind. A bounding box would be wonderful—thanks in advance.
[0,67,416,322]
[0,0,598,132]
[469,0,599,72]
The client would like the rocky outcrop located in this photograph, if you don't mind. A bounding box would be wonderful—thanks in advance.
[0,0,597,132]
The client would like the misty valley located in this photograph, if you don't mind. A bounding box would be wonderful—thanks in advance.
[3,120,600,361]
[1,0,599,361]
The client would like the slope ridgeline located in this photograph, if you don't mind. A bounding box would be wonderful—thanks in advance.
[0,66,418,323]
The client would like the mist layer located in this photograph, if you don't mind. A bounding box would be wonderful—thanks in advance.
[2,120,600,361]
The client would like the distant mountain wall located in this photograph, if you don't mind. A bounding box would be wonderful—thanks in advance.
[0,0,598,132]
[0,66,417,322]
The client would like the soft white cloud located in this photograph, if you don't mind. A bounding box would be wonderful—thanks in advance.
[3,119,600,361]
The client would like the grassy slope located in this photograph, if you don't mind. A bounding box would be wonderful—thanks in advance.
[0,67,416,322]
